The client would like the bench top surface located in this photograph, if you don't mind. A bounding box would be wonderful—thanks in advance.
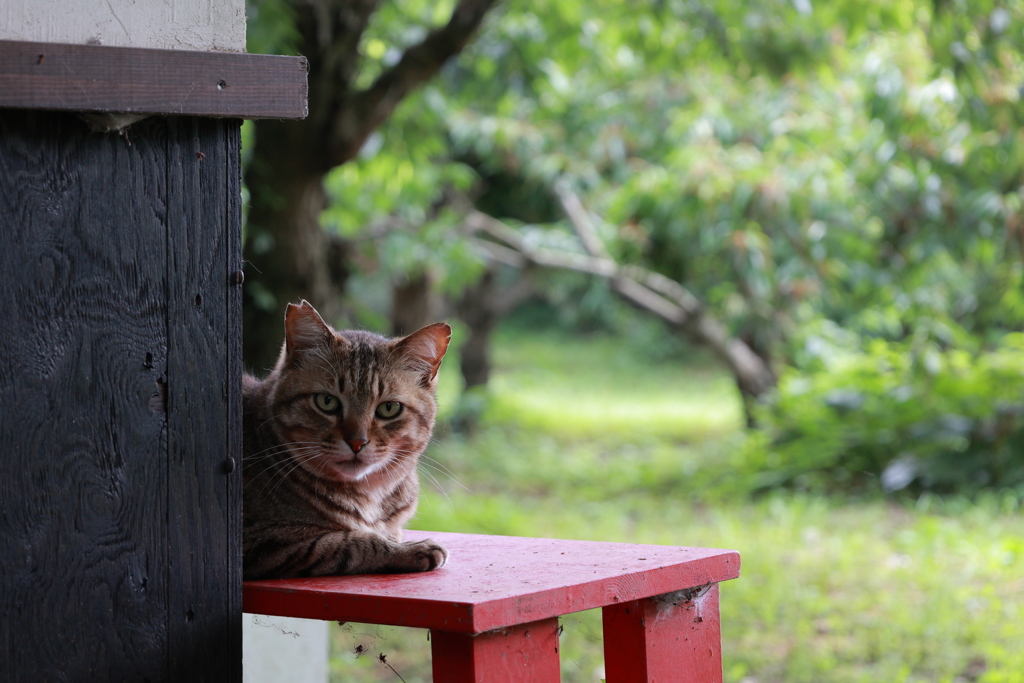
[243,531,740,633]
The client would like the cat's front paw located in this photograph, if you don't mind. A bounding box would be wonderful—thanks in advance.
[401,539,448,572]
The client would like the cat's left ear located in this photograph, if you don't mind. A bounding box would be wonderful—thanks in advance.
[395,322,451,384]
[284,300,333,355]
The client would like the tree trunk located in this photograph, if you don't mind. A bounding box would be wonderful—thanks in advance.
[241,0,499,369]
[391,272,438,336]
[456,268,498,390]
[242,120,350,371]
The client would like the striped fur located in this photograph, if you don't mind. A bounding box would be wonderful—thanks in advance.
[242,301,451,580]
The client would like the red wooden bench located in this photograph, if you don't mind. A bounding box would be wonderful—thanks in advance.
[243,530,740,682]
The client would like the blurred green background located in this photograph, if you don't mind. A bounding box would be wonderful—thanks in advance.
[242,0,1024,680]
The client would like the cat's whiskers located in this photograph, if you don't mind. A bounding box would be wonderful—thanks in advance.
[423,436,470,477]
[384,449,457,509]
[260,460,316,501]
[248,447,323,498]
[375,460,402,495]
[376,450,408,485]
[390,447,471,493]
[307,452,334,500]
[253,411,293,436]
[242,447,324,486]
[417,453,471,492]
[244,444,321,472]
[262,447,333,499]
[418,462,469,498]
[246,451,321,497]
[244,441,324,462]
[420,469,454,510]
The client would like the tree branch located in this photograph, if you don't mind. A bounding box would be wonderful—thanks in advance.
[554,186,706,316]
[554,180,611,259]
[463,206,776,398]
[327,0,499,165]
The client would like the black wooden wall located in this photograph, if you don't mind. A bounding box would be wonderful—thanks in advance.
[0,110,243,682]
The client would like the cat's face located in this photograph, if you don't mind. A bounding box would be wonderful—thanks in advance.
[267,302,450,485]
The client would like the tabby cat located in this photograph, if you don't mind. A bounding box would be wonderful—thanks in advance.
[242,300,451,580]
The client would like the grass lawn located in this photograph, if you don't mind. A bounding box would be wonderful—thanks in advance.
[330,328,1024,683]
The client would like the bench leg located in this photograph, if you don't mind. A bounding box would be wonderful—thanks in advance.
[602,583,723,683]
[430,617,561,683]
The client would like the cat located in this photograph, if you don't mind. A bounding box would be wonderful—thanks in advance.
[242,300,451,580]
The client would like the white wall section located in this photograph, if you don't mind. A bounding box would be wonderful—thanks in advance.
[243,614,330,683]
[0,0,246,52]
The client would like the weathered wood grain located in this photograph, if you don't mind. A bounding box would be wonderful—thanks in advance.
[0,110,171,682]
[0,40,308,119]
[0,109,242,682]
[165,116,243,682]
[225,116,246,681]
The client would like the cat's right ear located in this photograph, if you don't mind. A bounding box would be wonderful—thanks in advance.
[395,322,452,384]
[284,300,332,354]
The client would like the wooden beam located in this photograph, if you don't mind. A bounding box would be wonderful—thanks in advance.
[0,40,307,119]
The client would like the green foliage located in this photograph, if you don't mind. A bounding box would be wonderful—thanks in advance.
[245,0,301,55]
[330,1,1024,325]
[322,0,1024,491]
[319,89,485,296]
[738,333,1024,493]
[247,0,1024,490]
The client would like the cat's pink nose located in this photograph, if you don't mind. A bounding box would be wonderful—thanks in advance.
[346,438,367,453]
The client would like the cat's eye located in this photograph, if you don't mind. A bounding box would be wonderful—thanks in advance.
[375,401,403,419]
[313,393,340,413]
